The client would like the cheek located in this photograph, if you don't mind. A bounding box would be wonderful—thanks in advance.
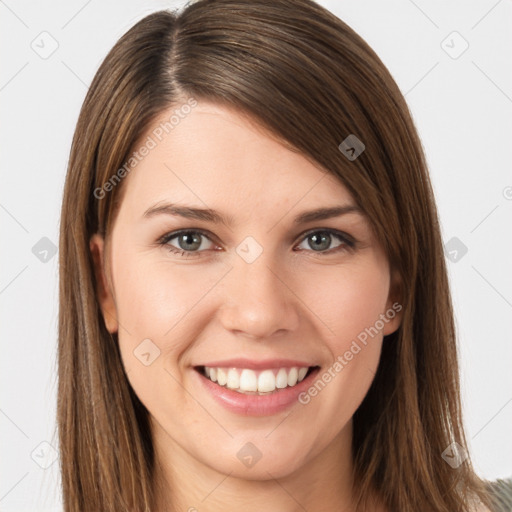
[294,257,391,349]
[292,261,389,433]
[111,255,204,427]
[111,250,230,391]
[113,248,227,338]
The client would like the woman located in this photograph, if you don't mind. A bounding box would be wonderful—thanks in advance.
[58,0,509,510]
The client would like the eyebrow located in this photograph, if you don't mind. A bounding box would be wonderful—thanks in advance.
[142,202,364,225]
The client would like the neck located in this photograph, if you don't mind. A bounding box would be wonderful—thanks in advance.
[150,419,382,512]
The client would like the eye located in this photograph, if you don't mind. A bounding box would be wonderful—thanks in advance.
[157,228,356,258]
[294,229,355,255]
[158,230,217,257]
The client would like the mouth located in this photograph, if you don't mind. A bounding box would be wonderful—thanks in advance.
[192,361,321,416]
[195,365,319,395]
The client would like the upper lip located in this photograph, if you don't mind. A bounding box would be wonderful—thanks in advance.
[195,358,318,370]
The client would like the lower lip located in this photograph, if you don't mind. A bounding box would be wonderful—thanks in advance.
[194,367,320,416]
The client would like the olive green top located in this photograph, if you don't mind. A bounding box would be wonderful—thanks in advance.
[486,477,512,512]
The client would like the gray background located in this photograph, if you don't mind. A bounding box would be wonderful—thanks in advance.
[1,0,511,510]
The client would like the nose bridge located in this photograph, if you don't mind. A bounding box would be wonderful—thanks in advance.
[218,239,299,339]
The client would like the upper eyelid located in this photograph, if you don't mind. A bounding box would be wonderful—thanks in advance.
[158,228,218,245]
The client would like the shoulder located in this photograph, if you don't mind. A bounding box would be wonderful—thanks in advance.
[481,477,512,512]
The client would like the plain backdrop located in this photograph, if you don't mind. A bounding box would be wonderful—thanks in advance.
[1,0,511,510]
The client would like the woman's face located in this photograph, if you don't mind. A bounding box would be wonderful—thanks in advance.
[91,100,402,481]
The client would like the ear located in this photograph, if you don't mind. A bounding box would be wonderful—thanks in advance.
[89,234,119,334]
[382,268,403,336]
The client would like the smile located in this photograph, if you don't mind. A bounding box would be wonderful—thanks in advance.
[200,366,314,394]
[193,361,321,416]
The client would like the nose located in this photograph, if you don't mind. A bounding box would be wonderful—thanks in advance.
[217,253,300,340]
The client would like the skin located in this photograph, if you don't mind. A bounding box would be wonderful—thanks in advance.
[90,100,403,512]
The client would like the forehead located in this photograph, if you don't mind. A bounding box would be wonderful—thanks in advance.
[116,101,357,223]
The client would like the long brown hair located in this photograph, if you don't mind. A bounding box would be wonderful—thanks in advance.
[58,0,495,510]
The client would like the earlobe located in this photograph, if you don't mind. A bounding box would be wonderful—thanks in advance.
[383,269,403,336]
[89,234,119,334]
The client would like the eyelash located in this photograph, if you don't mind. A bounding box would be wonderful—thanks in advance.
[157,228,356,258]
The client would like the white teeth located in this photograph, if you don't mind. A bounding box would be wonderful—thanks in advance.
[203,365,312,394]
[275,368,288,389]
[287,367,298,386]
[217,368,227,386]
[258,370,275,393]
[240,369,258,392]
[226,368,239,389]
[298,367,308,382]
